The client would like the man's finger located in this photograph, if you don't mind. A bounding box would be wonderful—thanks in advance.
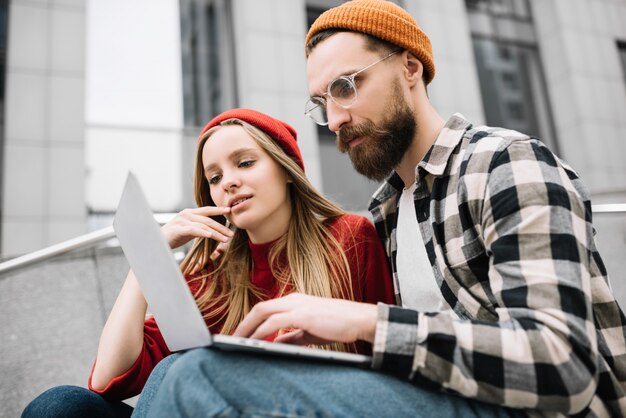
[233,295,302,338]
[249,311,299,340]
[273,329,330,346]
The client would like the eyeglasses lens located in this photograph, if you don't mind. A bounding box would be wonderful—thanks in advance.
[304,97,328,125]
[329,77,357,106]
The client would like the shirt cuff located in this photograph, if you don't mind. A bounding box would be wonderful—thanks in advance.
[371,302,390,369]
[371,302,427,379]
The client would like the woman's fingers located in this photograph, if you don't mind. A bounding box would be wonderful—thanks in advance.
[176,208,232,233]
[210,242,229,261]
[162,206,233,249]
[184,213,233,241]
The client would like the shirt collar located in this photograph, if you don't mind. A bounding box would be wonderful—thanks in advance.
[418,113,472,176]
[369,113,471,211]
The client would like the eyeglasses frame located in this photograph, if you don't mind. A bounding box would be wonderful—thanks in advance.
[304,49,401,125]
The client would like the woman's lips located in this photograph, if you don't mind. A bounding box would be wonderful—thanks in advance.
[230,196,252,213]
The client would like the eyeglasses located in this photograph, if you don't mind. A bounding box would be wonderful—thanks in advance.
[304,50,400,126]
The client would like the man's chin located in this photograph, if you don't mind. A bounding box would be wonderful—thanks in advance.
[350,157,391,181]
[356,168,391,182]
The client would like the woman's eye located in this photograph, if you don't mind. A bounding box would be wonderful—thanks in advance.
[208,174,221,185]
[239,160,255,168]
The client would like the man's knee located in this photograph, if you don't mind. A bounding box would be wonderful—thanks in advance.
[164,348,222,381]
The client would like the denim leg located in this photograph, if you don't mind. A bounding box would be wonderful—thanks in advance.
[147,348,527,418]
[132,353,182,417]
[21,385,133,418]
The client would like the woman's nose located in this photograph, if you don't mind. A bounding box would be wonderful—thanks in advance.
[222,172,241,191]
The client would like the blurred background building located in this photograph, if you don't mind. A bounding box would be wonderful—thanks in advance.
[1,0,625,416]
[2,0,626,255]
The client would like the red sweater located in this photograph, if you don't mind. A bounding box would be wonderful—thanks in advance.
[88,214,394,400]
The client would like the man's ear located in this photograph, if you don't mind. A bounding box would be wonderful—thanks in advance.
[403,51,423,87]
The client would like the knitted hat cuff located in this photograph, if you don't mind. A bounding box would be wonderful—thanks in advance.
[199,108,304,172]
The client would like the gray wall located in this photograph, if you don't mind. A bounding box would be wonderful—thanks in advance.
[2,0,87,257]
[0,248,130,417]
[532,0,626,199]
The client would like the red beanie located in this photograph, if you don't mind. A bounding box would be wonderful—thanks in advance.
[199,108,305,172]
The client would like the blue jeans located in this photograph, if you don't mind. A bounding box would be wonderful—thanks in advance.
[21,354,180,418]
[132,353,181,417]
[145,348,527,418]
[20,385,133,418]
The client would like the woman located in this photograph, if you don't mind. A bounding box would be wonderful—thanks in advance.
[22,109,395,417]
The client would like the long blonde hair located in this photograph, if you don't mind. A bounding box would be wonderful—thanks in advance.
[180,118,355,351]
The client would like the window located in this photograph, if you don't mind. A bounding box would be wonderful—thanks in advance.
[467,0,558,151]
[466,0,531,20]
[179,0,237,127]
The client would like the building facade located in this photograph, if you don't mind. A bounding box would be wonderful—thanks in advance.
[2,0,626,257]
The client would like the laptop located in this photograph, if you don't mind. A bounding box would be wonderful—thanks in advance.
[112,172,372,366]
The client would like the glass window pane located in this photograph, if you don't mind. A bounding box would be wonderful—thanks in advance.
[465,0,530,19]
[180,0,236,127]
[472,38,557,150]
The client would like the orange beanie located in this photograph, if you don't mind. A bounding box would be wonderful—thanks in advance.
[305,0,435,85]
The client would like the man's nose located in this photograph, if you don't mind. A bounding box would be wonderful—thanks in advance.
[326,101,351,133]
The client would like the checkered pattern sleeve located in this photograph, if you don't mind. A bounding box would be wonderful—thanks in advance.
[372,137,612,415]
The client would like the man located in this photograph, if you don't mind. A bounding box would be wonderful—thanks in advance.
[146,1,626,417]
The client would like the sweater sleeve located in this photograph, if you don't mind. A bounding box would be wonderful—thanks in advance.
[338,215,396,355]
[88,316,171,401]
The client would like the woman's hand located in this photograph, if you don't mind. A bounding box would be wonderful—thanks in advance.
[161,206,234,250]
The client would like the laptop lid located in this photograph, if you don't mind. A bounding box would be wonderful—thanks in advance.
[113,172,212,352]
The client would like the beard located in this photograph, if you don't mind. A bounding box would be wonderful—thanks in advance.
[336,79,416,181]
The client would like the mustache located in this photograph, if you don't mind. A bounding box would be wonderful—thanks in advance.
[336,120,389,152]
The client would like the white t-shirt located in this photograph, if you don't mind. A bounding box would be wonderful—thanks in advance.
[395,182,443,311]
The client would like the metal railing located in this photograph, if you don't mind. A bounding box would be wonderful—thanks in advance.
[591,203,626,213]
[0,213,176,275]
[1,205,625,276]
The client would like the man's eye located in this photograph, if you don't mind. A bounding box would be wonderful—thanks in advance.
[239,160,255,168]
[208,174,221,185]
[330,78,354,99]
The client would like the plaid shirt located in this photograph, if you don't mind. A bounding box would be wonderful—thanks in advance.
[370,114,626,417]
